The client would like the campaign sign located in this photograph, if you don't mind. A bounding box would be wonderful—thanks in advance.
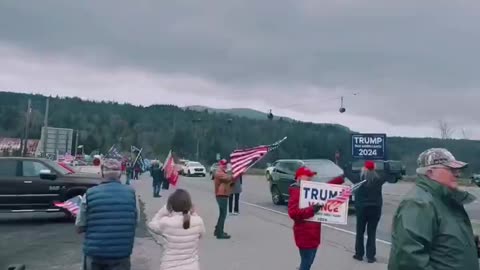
[351,133,386,160]
[299,181,350,225]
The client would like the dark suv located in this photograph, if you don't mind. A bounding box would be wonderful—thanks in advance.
[0,157,101,217]
[344,160,405,184]
[267,159,355,211]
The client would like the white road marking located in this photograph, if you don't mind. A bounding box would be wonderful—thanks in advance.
[240,200,392,246]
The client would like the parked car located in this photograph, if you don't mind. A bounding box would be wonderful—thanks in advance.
[344,159,405,184]
[471,174,480,186]
[267,159,355,212]
[265,161,278,181]
[182,161,207,177]
[0,157,102,218]
[209,162,219,179]
[177,159,189,174]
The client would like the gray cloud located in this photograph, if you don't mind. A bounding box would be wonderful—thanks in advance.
[1,1,480,127]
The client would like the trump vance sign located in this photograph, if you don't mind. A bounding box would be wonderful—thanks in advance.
[299,181,350,225]
[351,133,386,160]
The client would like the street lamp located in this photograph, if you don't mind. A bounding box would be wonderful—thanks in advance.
[192,118,202,161]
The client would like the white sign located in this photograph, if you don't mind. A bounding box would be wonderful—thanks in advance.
[299,181,350,225]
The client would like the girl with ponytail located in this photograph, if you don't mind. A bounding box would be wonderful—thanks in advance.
[148,189,205,270]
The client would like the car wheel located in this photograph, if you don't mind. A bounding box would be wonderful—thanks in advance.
[187,170,192,177]
[271,185,284,205]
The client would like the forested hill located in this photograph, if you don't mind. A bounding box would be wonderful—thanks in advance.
[1,91,480,174]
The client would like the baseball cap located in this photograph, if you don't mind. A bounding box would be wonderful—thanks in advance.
[295,166,317,180]
[364,160,375,170]
[417,148,467,169]
[219,159,228,166]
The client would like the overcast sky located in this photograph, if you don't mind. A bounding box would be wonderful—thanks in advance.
[1,1,479,139]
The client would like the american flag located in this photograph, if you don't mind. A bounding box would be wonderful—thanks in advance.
[163,150,179,186]
[230,137,287,179]
[131,145,146,170]
[54,195,82,216]
[325,180,366,209]
[105,145,123,160]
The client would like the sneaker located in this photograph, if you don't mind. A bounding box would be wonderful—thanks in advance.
[233,212,239,215]
[367,257,376,263]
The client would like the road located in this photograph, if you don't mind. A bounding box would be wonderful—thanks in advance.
[2,174,480,269]
[0,177,162,270]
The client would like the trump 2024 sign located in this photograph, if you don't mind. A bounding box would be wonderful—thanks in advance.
[351,133,386,160]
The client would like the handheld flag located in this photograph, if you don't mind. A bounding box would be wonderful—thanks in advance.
[105,145,123,160]
[163,150,179,186]
[230,137,287,179]
[54,195,82,216]
[325,180,366,209]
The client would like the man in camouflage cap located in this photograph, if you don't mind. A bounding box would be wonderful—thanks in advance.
[388,148,479,270]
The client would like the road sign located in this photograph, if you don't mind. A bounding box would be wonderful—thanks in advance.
[351,133,386,160]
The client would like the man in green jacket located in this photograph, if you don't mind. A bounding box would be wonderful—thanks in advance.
[388,148,480,270]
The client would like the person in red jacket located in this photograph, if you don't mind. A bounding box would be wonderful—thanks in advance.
[288,166,323,270]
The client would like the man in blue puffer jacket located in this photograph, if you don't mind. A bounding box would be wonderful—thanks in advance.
[76,158,137,270]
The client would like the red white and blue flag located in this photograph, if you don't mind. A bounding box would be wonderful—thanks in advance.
[54,195,82,216]
[230,137,287,179]
[163,150,179,186]
[325,180,366,209]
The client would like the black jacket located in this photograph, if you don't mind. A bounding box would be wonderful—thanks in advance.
[354,170,386,208]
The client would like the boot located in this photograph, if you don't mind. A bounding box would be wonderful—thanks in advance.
[216,232,231,239]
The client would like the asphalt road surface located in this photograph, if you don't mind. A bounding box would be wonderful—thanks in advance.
[0,178,161,270]
[2,174,479,270]
[183,174,480,244]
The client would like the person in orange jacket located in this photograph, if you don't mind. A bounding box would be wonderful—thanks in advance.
[288,166,323,270]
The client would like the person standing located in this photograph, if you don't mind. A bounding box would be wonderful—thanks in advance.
[388,148,480,270]
[213,159,233,239]
[125,161,133,185]
[151,161,166,198]
[288,166,323,270]
[148,189,205,270]
[76,159,137,270]
[353,160,385,263]
[229,174,242,215]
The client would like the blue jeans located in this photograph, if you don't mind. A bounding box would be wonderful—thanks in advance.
[299,248,317,270]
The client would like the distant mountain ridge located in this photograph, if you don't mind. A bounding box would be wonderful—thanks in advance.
[183,105,352,131]
[184,105,291,121]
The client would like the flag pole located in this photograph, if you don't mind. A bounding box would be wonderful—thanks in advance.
[133,147,143,167]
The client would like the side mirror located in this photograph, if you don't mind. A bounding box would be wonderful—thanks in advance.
[40,169,57,180]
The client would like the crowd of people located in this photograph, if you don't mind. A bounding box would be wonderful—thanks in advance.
[74,147,480,270]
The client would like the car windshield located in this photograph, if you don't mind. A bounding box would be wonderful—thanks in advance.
[303,160,343,178]
[189,162,201,166]
[44,159,70,175]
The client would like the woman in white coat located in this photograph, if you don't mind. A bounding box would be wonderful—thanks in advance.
[148,189,205,270]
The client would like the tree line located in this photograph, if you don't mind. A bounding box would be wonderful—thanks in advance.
[1,91,479,175]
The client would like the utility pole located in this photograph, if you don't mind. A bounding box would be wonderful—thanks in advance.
[22,99,32,157]
[192,118,202,161]
[74,130,79,157]
[42,97,50,157]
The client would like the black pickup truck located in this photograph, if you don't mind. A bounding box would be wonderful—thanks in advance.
[0,157,101,217]
[344,159,406,184]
